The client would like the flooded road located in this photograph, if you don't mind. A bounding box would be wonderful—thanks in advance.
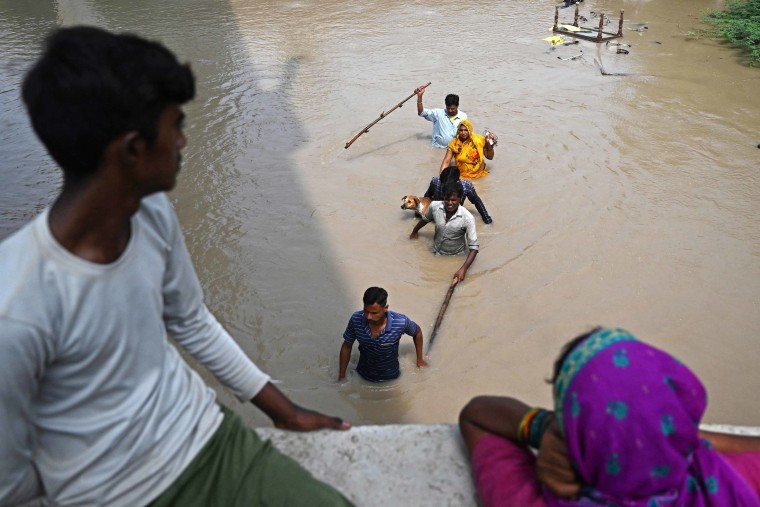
[1,0,758,427]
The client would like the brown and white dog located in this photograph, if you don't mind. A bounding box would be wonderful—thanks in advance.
[400,195,432,219]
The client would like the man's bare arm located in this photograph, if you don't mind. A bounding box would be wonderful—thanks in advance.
[251,382,351,431]
[413,327,428,368]
[416,85,426,115]
[454,249,478,282]
[439,150,454,174]
[409,219,428,239]
[338,341,353,380]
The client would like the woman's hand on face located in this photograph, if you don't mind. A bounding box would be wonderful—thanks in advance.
[536,419,582,499]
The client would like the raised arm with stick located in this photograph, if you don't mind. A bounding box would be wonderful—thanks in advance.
[344,82,431,149]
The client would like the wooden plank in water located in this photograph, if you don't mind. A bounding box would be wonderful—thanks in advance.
[552,6,624,43]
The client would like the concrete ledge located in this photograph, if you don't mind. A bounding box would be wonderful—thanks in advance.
[256,424,760,507]
[19,424,760,507]
[256,424,476,507]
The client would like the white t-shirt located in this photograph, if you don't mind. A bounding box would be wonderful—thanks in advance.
[0,193,270,507]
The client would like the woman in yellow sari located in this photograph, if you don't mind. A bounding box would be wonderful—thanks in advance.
[438,119,496,180]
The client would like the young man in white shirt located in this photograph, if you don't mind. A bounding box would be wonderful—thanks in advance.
[0,26,353,507]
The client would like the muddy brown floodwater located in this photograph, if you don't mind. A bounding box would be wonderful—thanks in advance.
[1,0,758,427]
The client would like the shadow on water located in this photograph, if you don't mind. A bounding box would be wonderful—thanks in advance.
[3,0,759,428]
[0,3,60,239]
[0,0,411,426]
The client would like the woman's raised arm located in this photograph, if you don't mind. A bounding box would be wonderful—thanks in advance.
[439,149,454,175]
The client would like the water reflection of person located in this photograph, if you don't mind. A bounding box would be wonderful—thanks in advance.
[0,26,354,507]
[410,181,479,282]
[438,119,496,180]
[458,327,760,507]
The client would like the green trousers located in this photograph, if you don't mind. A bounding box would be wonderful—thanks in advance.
[149,407,354,507]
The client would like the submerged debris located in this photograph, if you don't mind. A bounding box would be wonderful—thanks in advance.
[606,41,631,54]
[552,5,624,42]
[544,35,567,46]
[558,50,584,61]
[594,57,630,76]
[560,0,584,8]
[545,35,581,46]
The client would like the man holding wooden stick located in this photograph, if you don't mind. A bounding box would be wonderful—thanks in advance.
[410,181,479,282]
[416,84,468,148]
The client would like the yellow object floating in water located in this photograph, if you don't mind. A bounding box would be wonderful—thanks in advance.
[549,24,582,32]
[543,35,566,46]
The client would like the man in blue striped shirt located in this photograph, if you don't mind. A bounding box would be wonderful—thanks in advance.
[338,287,427,382]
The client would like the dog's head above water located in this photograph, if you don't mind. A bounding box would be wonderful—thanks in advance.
[400,195,431,218]
[401,195,421,210]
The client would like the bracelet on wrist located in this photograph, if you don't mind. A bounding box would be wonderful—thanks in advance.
[517,408,553,448]
[528,409,553,448]
[517,408,539,445]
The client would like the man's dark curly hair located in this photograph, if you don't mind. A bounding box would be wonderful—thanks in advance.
[22,26,195,180]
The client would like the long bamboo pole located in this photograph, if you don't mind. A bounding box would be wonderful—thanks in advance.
[344,82,431,149]
[427,277,459,352]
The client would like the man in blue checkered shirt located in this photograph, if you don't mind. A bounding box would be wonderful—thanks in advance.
[338,287,427,382]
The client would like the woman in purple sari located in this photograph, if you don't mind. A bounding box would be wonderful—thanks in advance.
[459,327,760,506]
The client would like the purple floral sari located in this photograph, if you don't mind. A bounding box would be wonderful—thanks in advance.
[548,328,759,506]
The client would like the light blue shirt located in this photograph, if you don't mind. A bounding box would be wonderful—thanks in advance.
[419,108,467,148]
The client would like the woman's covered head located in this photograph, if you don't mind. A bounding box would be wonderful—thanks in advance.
[545,328,752,505]
[457,119,473,140]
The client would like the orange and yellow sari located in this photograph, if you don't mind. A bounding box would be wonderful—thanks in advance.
[447,119,488,180]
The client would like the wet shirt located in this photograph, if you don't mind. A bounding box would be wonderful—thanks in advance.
[419,108,467,148]
[343,310,419,382]
[423,201,480,255]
